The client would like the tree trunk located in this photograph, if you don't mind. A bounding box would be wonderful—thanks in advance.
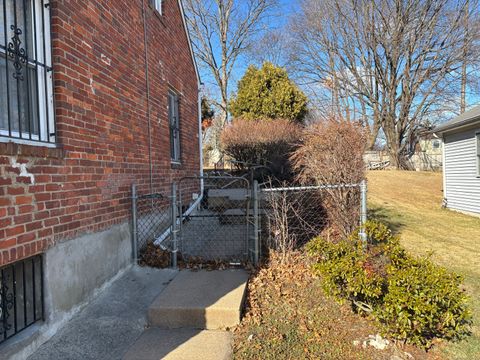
[219,98,228,126]
[367,121,380,150]
[460,0,469,114]
[387,140,411,170]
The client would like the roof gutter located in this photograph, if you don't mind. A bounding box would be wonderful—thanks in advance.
[434,116,480,135]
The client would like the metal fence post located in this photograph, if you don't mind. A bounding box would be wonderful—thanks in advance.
[171,182,178,269]
[253,180,260,266]
[359,179,368,246]
[131,184,138,263]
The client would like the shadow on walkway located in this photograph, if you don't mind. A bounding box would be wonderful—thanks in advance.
[28,267,177,360]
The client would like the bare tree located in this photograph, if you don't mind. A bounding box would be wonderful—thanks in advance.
[459,0,480,114]
[183,0,276,126]
[247,29,290,68]
[290,0,479,168]
[460,0,470,114]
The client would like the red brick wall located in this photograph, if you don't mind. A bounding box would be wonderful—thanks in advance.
[0,0,200,266]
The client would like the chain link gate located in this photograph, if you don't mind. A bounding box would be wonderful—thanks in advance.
[170,176,253,266]
[131,177,256,268]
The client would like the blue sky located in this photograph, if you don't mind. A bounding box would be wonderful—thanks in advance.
[197,0,479,120]
[199,0,295,98]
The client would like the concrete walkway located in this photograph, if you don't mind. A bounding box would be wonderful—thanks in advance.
[28,267,177,360]
[124,269,248,360]
[123,329,232,360]
[27,267,247,360]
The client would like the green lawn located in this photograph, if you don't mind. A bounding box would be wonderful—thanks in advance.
[368,170,480,360]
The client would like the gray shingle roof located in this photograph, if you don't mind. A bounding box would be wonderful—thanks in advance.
[435,105,480,133]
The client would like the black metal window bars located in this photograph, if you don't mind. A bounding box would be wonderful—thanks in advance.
[0,255,44,344]
[0,0,55,144]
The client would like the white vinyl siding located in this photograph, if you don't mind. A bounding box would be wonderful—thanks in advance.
[443,127,480,215]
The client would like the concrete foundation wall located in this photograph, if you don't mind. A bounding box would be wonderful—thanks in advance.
[44,222,132,320]
[1,223,132,360]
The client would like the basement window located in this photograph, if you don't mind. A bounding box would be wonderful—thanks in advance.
[0,255,44,344]
[0,0,55,145]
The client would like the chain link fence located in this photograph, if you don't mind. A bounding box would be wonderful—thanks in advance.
[255,181,368,260]
[132,178,367,268]
[131,185,171,262]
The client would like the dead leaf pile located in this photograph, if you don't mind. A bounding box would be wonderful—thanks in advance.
[139,242,248,271]
[241,251,314,326]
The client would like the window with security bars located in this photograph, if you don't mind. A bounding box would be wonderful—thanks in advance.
[0,0,55,144]
[168,90,181,163]
[0,255,44,344]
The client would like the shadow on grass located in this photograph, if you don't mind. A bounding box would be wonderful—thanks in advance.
[368,205,405,235]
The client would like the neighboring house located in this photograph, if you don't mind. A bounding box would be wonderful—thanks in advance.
[417,136,443,155]
[435,106,480,216]
[409,132,443,171]
[0,0,201,357]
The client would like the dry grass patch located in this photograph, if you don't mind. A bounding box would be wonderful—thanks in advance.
[368,170,480,359]
[234,252,436,360]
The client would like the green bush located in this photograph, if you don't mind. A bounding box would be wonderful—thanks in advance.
[308,220,472,349]
[308,237,385,308]
[378,257,472,348]
[230,62,308,123]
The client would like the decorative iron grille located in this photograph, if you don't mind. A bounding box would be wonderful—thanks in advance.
[0,255,44,344]
[0,0,55,144]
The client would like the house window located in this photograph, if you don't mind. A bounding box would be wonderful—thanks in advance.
[433,140,440,149]
[150,0,163,15]
[0,0,55,144]
[476,133,480,177]
[0,255,44,344]
[168,91,180,163]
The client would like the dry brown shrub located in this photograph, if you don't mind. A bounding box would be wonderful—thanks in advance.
[263,186,327,259]
[291,118,367,236]
[220,118,302,181]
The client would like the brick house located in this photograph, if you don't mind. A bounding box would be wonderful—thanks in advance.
[0,0,201,356]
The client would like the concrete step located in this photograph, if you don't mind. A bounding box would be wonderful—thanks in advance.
[148,270,248,330]
[206,188,250,211]
[219,208,248,225]
[122,328,232,360]
[208,188,249,201]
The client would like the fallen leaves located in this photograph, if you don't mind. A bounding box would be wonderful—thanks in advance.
[233,251,443,360]
[139,242,247,271]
